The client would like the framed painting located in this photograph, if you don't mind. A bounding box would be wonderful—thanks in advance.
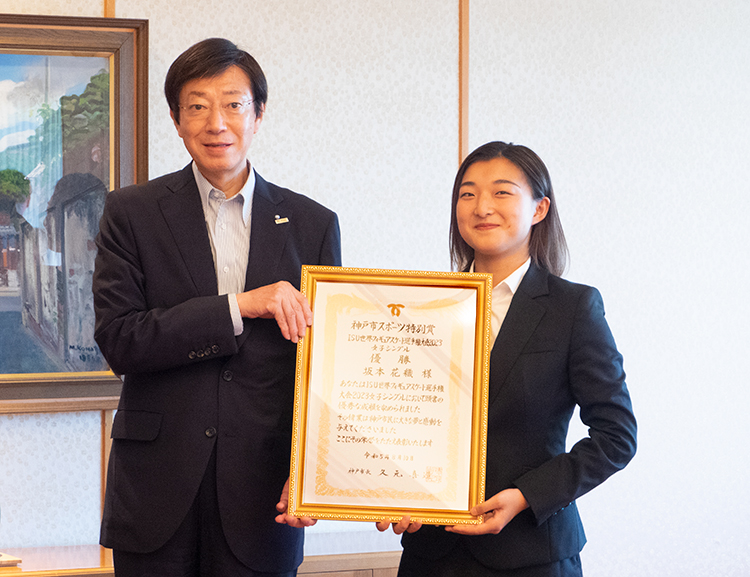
[289,266,492,524]
[0,14,148,403]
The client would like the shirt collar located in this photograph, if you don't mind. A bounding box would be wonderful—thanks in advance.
[500,258,531,295]
[470,258,531,295]
[192,161,255,226]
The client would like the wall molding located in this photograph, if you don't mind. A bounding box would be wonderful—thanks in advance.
[459,0,469,164]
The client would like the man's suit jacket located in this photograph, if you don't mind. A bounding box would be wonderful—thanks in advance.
[93,164,341,572]
[401,264,637,570]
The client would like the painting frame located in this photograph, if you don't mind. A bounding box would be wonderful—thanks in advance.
[289,265,491,525]
[0,14,148,404]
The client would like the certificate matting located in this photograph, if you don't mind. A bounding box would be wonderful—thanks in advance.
[289,266,492,525]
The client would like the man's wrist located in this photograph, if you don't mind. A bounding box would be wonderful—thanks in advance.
[229,294,243,335]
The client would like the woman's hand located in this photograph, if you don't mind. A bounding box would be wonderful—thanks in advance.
[275,478,317,528]
[375,515,423,535]
[446,488,528,535]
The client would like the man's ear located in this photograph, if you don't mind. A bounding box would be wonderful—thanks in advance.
[253,104,265,134]
[170,109,183,138]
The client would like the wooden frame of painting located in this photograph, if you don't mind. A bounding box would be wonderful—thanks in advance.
[0,13,148,406]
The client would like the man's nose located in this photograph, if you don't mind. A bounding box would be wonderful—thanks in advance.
[205,106,228,130]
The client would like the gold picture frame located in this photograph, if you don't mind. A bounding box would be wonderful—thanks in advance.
[0,14,148,405]
[289,266,492,525]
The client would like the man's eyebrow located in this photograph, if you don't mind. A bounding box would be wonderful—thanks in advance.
[184,89,248,98]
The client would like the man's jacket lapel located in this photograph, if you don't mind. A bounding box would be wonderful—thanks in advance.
[158,164,218,297]
[245,173,293,291]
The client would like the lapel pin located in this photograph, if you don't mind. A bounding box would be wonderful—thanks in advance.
[274,214,289,224]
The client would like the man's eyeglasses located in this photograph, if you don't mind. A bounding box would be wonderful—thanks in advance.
[179,100,254,121]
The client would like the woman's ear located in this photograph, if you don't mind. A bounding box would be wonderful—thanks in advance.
[533,197,550,225]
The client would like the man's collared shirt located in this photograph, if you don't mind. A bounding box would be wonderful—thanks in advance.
[193,161,254,335]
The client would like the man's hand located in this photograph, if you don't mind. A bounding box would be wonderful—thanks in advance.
[275,478,317,528]
[445,488,528,535]
[375,516,422,535]
[236,281,312,343]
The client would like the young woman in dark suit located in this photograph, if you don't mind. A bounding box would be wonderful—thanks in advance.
[381,141,637,577]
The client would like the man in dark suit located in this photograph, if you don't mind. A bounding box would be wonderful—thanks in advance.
[93,38,340,577]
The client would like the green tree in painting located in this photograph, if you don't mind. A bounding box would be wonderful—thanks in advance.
[0,168,30,214]
[58,70,110,187]
[60,71,109,147]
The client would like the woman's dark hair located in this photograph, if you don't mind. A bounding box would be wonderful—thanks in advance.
[165,38,267,124]
[449,141,569,276]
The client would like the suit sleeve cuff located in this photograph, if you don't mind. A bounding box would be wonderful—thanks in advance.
[229,294,243,336]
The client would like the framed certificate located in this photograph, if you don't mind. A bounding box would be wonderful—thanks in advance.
[289,266,492,525]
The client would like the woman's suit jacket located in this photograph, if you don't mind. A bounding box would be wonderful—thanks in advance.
[93,164,341,572]
[401,264,637,570]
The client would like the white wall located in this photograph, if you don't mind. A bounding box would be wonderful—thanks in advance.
[1,0,101,16]
[0,412,102,546]
[2,1,749,574]
[117,0,459,273]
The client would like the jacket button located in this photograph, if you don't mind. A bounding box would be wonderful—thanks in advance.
[205,427,217,438]
[188,351,196,360]
[203,347,212,357]
[222,370,233,382]
[212,345,220,354]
